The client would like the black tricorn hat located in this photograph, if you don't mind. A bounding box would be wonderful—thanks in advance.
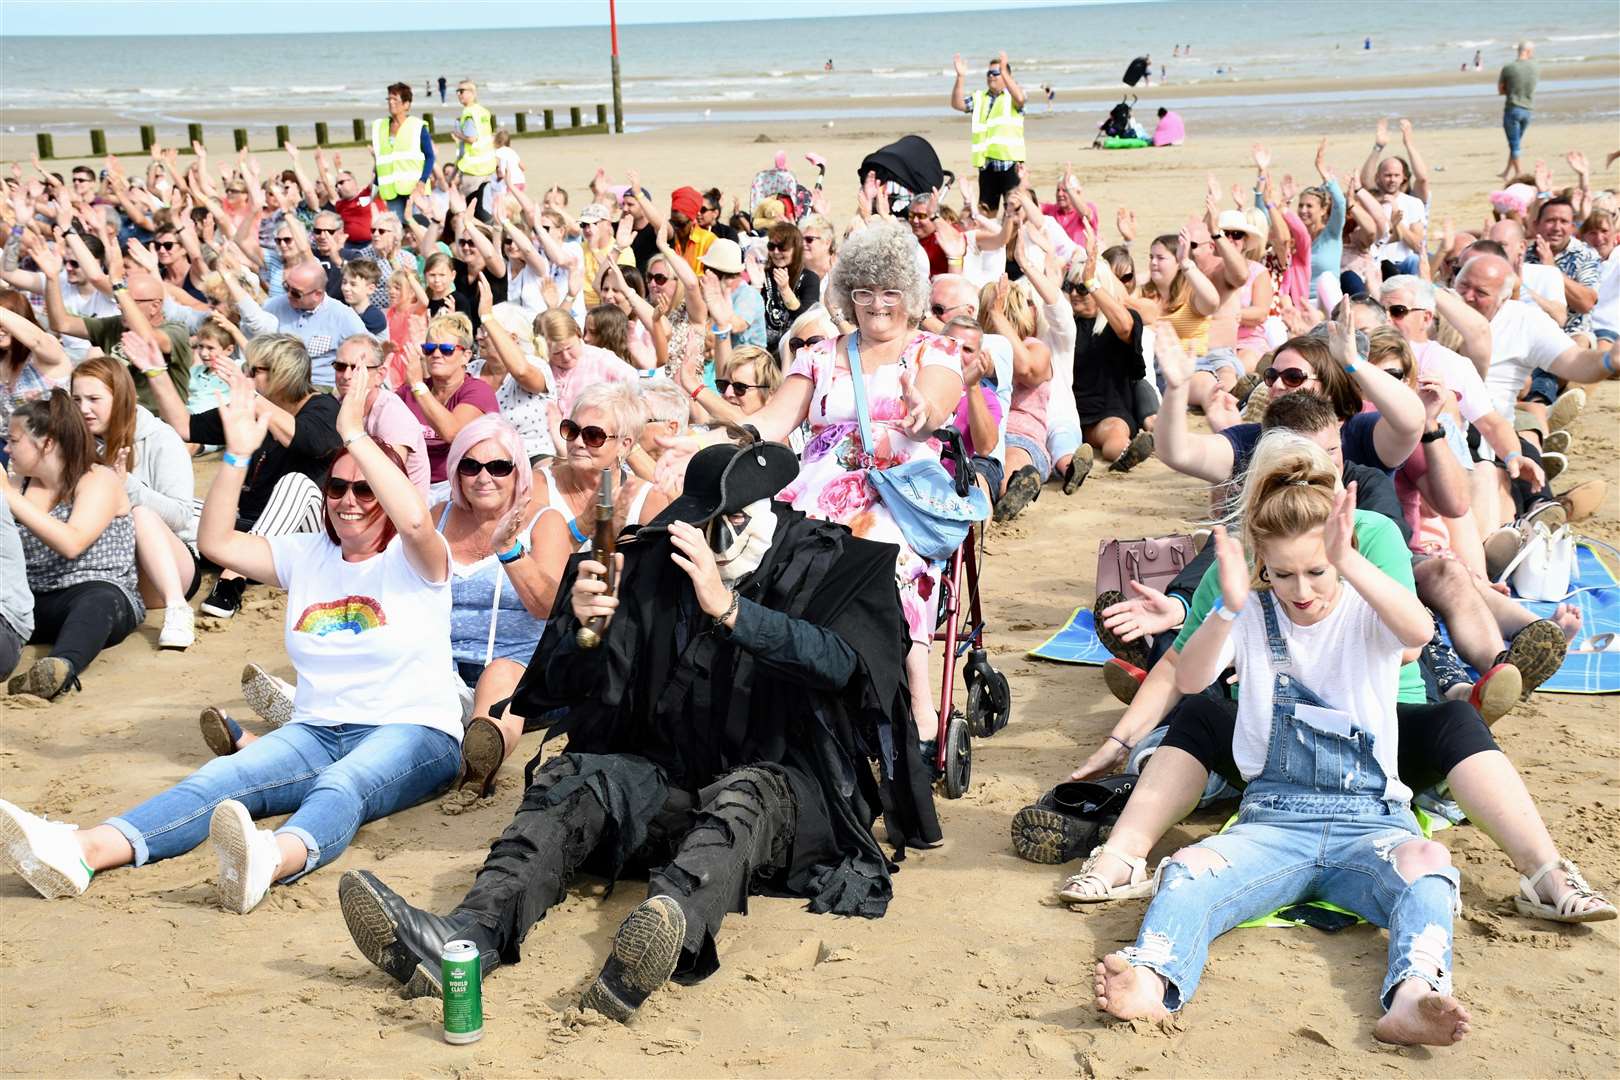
[639,440,799,533]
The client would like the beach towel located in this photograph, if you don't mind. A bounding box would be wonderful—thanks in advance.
[1027,607,1112,664]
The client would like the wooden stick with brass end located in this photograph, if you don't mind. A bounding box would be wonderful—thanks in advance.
[576,466,617,648]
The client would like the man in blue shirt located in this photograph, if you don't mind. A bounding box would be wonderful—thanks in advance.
[245,262,369,389]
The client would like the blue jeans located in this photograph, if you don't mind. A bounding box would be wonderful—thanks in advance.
[1503,106,1532,156]
[106,722,460,880]
[1121,593,1458,1012]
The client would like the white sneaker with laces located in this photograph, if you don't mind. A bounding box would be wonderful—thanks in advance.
[0,798,92,898]
[209,800,281,914]
[159,604,196,649]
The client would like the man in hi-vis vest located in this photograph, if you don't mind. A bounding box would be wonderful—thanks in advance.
[372,81,435,221]
[949,50,1026,215]
[452,79,497,205]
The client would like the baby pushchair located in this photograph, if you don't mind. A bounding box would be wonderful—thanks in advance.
[859,135,956,215]
[1093,95,1145,146]
[929,428,1012,799]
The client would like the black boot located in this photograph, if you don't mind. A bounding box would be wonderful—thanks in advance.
[339,869,499,999]
[580,896,686,1023]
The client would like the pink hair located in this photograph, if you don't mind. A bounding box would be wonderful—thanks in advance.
[445,413,532,511]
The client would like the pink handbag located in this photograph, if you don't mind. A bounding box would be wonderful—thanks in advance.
[1096,535,1197,597]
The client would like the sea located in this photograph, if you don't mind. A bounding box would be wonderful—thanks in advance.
[2,0,1617,136]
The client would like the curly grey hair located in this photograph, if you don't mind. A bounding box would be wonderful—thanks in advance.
[824,221,928,325]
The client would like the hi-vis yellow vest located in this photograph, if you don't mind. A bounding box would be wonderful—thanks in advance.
[456,103,496,177]
[970,91,1025,168]
[371,115,426,200]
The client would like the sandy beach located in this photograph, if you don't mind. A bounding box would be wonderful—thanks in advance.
[1,104,1618,1078]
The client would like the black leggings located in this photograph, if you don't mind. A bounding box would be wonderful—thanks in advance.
[29,582,140,679]
[452,752,799,983]
[1158,693,1499,795]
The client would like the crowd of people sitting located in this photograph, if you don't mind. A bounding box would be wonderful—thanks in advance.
[0,76,1616,1044]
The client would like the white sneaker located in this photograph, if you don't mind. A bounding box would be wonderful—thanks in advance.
[159,604,195,649]
[209,800,280,914]
[241,663,295,728]
[0,798,92,898]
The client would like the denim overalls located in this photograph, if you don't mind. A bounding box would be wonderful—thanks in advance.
[1121,591,1459,1012]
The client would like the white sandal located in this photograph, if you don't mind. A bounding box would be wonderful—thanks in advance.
[1058,845,1153,904]
[1514,858,1618,923]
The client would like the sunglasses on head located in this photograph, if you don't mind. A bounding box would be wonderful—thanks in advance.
[455,456,516,478]
[324,477,376,502]
[420,342,458,355]
[559,419,617,448]
[1263,366,1312,389]
[716,379,766,396]
[788,334,826,351]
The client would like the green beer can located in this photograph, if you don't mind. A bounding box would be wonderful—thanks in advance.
[441,939,483,1044]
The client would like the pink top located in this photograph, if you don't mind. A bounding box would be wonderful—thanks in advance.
[1151,110,1185,146]
[1394,443,1451,553]
[952,383,1003,459]
[1039,202,1100,245]
[550,343,638,418]
[1414,339,1492,424]
[1279,211,1312,309]
[365,388,432,497]
[1004,337,1051,444]
[1235,261,1269,351]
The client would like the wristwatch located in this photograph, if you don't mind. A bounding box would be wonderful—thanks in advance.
[1420,428,1446,443]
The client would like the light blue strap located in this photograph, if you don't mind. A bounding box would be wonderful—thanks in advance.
[845,331,875,454]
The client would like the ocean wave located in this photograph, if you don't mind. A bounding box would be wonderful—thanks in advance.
[1545,32,1619,42]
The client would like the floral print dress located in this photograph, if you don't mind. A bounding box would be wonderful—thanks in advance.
[777,331,963,645]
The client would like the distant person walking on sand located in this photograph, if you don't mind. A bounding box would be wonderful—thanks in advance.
[1473,49,1483,70]
[950,49,1026,214]
[1041,83,1056,112]
[437,75,447,103]
[1498,41,1538,181]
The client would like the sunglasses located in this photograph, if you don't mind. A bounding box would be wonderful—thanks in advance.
[1222,231,1248,241]
[420,342,459,355]
[63,259,81,269]
[274,236,296,245]
[226,187,248,195]
[1378,366,1406,381]
[1119,271,1135,284]
[716,379,767,396]
[802,235,821,245]
[285,286,319,300]
[324,477,376,502]
[907,213,936,224]
[1263,366,1312,389]
[248,366,271,376]
[1386,304,1423,319]
[1062,281,1090,296]
[456,239,477,248]
[313,227,341,236]
[987,69,1002,77]
[153,241,179,251]
[788,334,826,351]
[647,272,671,285]
[72,175,95,184]
[559,419,617,448]
[331,360,384,373]
[766,241,790,252]
[455,456,516,478]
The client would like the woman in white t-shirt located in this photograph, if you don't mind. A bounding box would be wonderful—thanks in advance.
[0,365,461,915]
[1094,433,1474,1049]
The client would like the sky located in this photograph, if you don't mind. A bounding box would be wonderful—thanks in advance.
[0,0,1114,37]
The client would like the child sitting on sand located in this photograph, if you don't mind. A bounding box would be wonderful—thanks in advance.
[1094,431,1470,1048]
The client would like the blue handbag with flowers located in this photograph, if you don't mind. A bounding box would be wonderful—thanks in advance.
[845,333,990,560]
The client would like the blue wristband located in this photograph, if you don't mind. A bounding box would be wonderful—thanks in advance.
[496,541,524,564]
[1344,362,1358,374]
[711,325,730,336]
[221,450,252,469]
[567,517,589,544]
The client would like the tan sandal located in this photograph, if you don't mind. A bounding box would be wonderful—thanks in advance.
[1514,858,1618,923]
[1058,846,1153,904]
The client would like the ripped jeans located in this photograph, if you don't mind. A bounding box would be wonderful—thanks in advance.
[1120,591,1459,1012]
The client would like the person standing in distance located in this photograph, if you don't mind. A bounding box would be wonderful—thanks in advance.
[451,80,497,208]
[1497,41,1537,182]
[372,82,435,222]
[949,50,1026,214]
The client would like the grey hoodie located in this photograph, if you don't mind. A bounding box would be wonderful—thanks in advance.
[126,406,198,548]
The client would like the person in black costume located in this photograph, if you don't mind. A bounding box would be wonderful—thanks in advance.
[337,438,940,1022]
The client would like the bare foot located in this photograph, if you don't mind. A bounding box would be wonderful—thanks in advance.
[1552,603,1582,643]
[1093,953,1169,1022]
[1374,980,1470,1046]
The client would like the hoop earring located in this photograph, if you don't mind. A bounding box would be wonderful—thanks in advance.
[1258,566,1270,584]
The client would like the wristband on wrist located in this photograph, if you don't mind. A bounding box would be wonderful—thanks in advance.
[221,450,252,469]
[1502,450,1521,464]
[342,430,369,448]
[567,517,589,545]
[496,539,526,564]
[1344,362,1357,374]
[710,325,730,336]
[410,381,429,396]
[139,366,163,379]
[1212,597,1242,621]
[1420,428,1446,443]
[715,588,741,626]
[689,382,705,401]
